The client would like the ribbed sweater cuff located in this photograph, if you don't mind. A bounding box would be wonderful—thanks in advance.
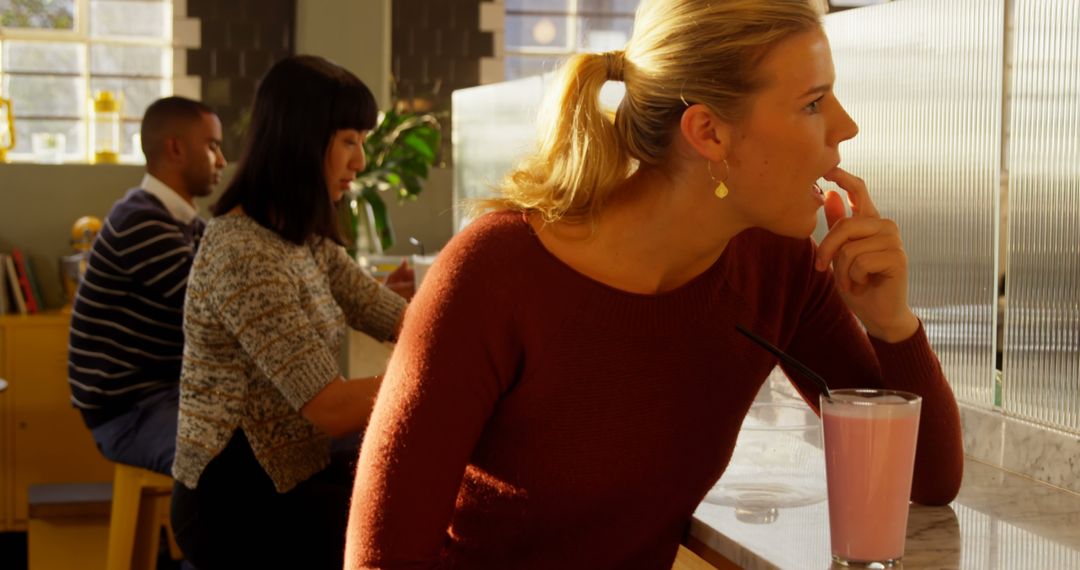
[283,347,343,410]
[365,287,408,342]
[867,321,943,392]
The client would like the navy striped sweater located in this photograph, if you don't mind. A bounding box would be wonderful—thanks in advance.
[69,189,204,428]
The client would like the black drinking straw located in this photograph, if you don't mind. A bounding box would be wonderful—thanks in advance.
[735,324,832,400]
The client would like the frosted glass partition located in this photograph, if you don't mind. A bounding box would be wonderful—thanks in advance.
[452,76,625,232]
[452,75,546,232]
[824,0,1003,407]
[1002,0,1080,433]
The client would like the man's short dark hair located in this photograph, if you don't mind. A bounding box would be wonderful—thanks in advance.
[140,96,215,165]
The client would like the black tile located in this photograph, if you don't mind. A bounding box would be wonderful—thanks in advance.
[205,78,232,106]
[187,49,211,76]
[229,21,256,51]
[215,49,241,76]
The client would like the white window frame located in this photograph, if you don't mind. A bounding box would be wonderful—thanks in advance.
[0,0,174,164]
[503,0,637,80]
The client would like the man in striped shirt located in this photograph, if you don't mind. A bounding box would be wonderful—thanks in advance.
[68,96,226,475]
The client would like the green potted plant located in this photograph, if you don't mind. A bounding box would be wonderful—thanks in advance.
[340,109,441,255]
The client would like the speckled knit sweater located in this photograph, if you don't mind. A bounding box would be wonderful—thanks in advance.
[173,214,406,492]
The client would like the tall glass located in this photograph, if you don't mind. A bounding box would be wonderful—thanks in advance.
[821,389,921,568]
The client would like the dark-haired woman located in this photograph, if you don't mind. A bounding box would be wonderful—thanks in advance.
[169,55,410,569]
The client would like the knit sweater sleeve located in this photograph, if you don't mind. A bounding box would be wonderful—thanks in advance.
[208,240,342,411]
[346,221,521,569]
[319,241,407,341]
[780,238,964,506]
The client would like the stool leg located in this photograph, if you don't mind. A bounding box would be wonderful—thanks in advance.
[131,490,166,570]
[163,516,183,561]
[106,467,141,570]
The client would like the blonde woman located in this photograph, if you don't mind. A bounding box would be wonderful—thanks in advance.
[347,1,963,567]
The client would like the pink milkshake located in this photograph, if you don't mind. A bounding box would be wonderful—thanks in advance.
[821,389,921,568]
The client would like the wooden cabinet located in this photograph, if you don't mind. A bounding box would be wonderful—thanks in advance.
[0,313,113,531]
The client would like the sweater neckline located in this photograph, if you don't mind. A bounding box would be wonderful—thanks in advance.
[513,211,735,300]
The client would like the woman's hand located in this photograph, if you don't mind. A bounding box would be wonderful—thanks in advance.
[814,167,919,343]
[384,259,416,300]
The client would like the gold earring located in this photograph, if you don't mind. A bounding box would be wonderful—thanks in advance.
[707,160,730,199]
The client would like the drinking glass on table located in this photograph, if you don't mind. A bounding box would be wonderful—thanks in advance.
[821,389,921,568]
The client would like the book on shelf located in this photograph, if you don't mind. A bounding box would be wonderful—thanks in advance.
[0,253,9,315]
[11,248,41,314]
[3,253,27,315]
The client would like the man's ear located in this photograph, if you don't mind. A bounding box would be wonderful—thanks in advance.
[678,103,732,162]
[163,135,184,163]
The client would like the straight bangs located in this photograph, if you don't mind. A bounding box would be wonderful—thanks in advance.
[330,78,379,134]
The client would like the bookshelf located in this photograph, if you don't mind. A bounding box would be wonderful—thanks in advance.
[0,312,114,531]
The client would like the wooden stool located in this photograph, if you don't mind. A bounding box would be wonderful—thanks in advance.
[106,463,180,570]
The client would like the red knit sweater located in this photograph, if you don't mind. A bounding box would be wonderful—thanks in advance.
[347,211,963,569]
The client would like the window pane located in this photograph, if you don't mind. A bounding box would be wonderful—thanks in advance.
[13,118,83,157]
[122,119,141,158]
[3,74,83,117]
[2,41,83,74]
[91,44,167,77]
[506,14,570,51]
[90,77,166,119]
[579,15,634,51]
[90,0,168,39]
[578,0,640,15]
[0,0,76,30]
[505,55,564,81]
[505,0,568,13]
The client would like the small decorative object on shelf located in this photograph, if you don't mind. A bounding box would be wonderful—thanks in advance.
[0,95,15,163]
[89,90,122,164]
[61,216,102,306]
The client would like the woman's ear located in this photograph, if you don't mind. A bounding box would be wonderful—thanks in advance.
[678,104,732,162]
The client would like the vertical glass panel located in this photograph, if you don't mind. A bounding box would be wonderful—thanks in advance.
[452,74,623,232]
[3,74,83,117]
[824,0,1003,406]
[453,75,548,231]
[1003,0,1080,433]
[2,41,83,74]
[90,44,167,77]
[89,0,168,39]
[504,54,563,81]
[0,0,76,30]
[89,77,167,120]
[13,118,83,158]
[506,14,570,51]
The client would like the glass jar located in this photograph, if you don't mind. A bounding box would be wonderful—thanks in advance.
[90,90,122,164]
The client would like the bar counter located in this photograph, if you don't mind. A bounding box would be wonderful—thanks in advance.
[689,458,1080,569]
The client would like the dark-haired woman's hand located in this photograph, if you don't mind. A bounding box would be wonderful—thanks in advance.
[384,259,416,300]
[815,167,919,343]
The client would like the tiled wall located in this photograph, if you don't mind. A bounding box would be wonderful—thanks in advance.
[184,0,296,159]
[392,0,496,161]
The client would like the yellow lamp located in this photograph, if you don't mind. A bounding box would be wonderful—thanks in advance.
[89,90,122,164]
[71,216,103,251]
[61,216,103,306]
[0,96,14,163]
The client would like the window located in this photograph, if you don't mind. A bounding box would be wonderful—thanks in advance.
[504,0,637,81]
[0,0,173,163]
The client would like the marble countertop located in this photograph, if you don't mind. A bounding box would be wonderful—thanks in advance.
[690,459,1080,569]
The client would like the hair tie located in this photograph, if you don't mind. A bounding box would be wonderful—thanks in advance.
[602,50,625,82]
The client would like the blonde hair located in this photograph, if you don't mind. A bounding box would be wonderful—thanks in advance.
[479,0,821,224]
